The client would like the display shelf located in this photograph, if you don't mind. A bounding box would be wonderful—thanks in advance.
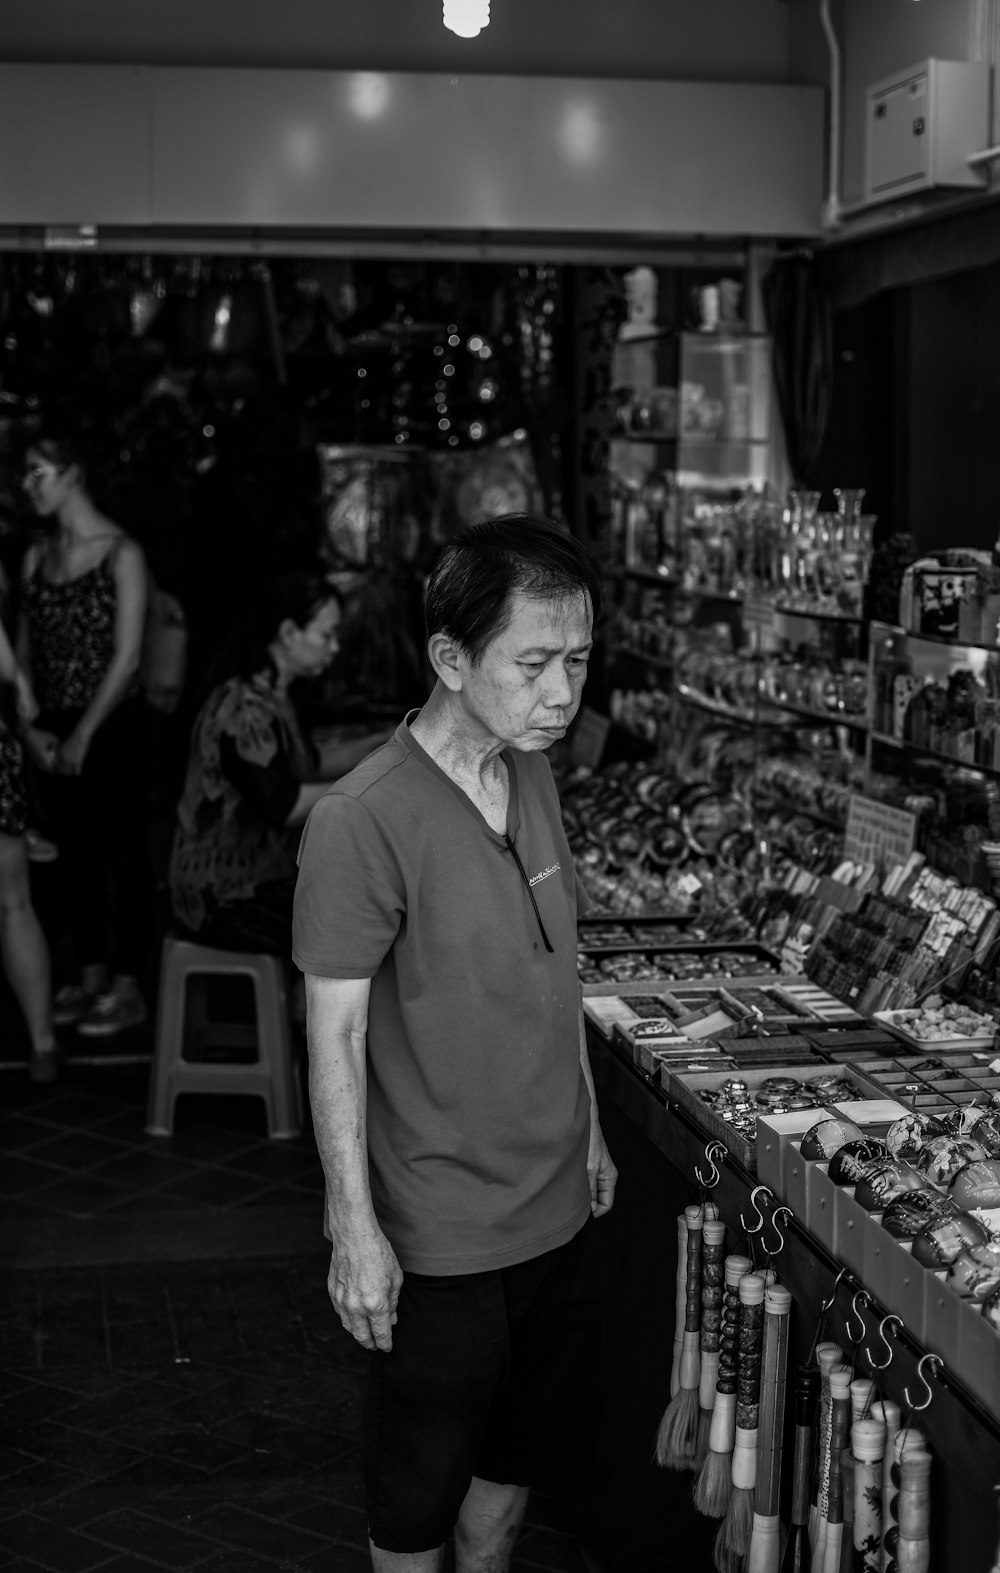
[877,621,1000,656]
[607,565,678,587]
[870,730,1000,781]
[606,642,673,674]
[676,682,864,735]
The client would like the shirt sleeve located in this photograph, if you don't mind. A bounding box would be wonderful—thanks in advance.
[218,728,300,830]
[293,790,405,978]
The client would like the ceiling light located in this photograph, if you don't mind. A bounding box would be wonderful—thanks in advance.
[443,1,490,38]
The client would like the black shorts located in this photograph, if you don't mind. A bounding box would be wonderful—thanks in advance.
[363,1217,601,1554]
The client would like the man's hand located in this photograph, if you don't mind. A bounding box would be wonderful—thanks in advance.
[587,1121,617,1219]
[327,1226,404,1352]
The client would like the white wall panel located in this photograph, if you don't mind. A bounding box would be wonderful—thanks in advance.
[0,64,824,238]
[0,65,152,224]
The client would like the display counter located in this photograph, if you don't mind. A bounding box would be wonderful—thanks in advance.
[588,1024,1000,1572]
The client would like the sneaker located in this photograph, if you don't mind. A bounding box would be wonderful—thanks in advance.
[52,984,95,1026]
[76,989,148,1038]
[25,828,59,863]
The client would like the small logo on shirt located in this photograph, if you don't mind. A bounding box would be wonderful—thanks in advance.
[529,862,561,887]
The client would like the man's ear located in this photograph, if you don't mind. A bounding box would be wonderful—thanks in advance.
[427,631,466,692]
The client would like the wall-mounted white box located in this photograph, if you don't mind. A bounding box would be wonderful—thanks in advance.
[864,57,990,205]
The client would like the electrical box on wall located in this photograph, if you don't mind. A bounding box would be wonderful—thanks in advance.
[864,58,990,206]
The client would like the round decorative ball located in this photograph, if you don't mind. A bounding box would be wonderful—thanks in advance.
[949,1158,1000,1212]
[880,1190,958,1240]
[799,1118,865,1162]
[947,1240,1000,1301]
[911,1211,989,1268]
[885,1111,948,1164]
[827,1138,889,1186]
[970,1111,1000,1158]
[913,1135,987,1189]
[853,1161,928,1212]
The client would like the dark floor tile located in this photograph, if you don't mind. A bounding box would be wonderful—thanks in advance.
[0,1517,116,1572]
[181,1504,324,1562]
[20,1093,121,1131]
[0,1385,84,1427]
[26,1134,128,1173]
[79,1560,169,1573]
[88,1112,155,1145]
[6,1423,145,1482]
[78,1509,217,1569]
[297,1543,371,1573]
[89,1149,194,1191]
[27,1174,132,1217]
[155,1170,270,1208]
[171,1099,270,1139]
[0,1448,42,1484]
[241,1185,317,1210]
[0,1156,68,1197]
[0,1197,64,1223]
[0,1116,55,1152]
[208,1412,346,1469]
[155,1129,259,1164]
[94,1454,209,1491]
[0,1460,94,1501]
[194,1556,286,1573]
[220,1146,319,1183]
[102,1191,193,1217]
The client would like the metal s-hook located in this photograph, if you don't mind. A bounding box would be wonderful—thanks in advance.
[694,1140,727,1189]
[903,1352,944,1413]
[846,1288,873,1347]
[740,1183,773,1235]
[865,1314,903,1371]
[818,1264,851,1316]
[768,1204,793,1256]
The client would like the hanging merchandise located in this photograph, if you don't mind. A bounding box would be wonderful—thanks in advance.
[317,443,425,571]
[695,1252,754,1516]
[426,426,543,540]
[748,1283,792,1573]
[821,1366,852,1573]
[810,1344,847,1558]
[656,1202,705,1470]
[714,1271,767,1572]
[671,1211,690,1402]
[780,1363,820,1571]
[696,1217,728,1468]
[852,1414,887,1573]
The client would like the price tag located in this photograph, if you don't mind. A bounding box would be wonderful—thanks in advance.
[844,793,917,871]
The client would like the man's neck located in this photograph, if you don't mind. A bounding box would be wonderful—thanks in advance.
[409,687,505,793]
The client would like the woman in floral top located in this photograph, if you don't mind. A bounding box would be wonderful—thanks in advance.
[170,571,388,955]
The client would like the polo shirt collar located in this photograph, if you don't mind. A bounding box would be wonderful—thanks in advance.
[397,708,521,843]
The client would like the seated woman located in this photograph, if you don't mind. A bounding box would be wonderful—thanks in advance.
[170,570,390,955]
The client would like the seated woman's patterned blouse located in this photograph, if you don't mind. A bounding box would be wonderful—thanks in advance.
[169,673,317,935]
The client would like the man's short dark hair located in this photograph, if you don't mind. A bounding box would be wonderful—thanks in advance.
[425,514,603,664]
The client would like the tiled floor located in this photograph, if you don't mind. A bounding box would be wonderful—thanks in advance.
[0,1007,593,1572]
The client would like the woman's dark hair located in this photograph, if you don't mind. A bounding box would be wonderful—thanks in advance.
[22,427,92,487]
[425,514,603,664]
[205,570,342,693]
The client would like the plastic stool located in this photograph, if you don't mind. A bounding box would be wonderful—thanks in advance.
[146,935,301,1139]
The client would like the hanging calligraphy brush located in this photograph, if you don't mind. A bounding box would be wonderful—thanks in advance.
[810,1343,847,1560]
[714,1271,766,1573]
[747,1282,791,1573]
[693,1252,752,1518]
[671,1211,689,1401]
[656,1203,705,1469]
[852,1414,887,1573]
[883,1426,927,1573]
[890,1434,931,1573]
[840,1382,875,1573]
[822,1367,853,1573]
[870,1398,900,1573]
[782,1363,821,1573]
[696,1217,728,1469]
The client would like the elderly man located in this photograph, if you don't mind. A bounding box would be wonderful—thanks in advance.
[293,515,616,1572]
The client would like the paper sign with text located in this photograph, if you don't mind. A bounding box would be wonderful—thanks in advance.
[844,793,917,870]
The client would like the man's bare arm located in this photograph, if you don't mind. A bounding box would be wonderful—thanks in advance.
[306,973,403,1350]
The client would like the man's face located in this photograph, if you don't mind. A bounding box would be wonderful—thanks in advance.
[453,588,593,752]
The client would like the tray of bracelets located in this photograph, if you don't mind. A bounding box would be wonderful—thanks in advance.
[661,1063,877,1174]
[579,943,784,989]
